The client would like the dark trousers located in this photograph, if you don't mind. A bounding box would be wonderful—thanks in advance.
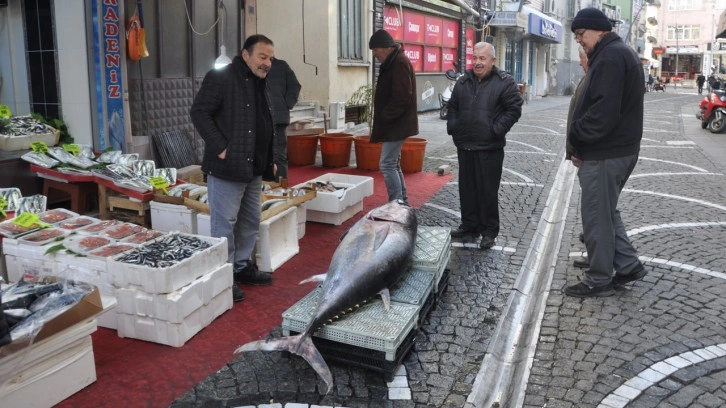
[274,124,288,181]
[457,148,504,238]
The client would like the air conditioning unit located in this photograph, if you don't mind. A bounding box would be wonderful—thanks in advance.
[545,0,555,14]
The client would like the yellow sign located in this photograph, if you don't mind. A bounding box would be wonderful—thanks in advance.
[0,197,6,210]
[149,176,170,195]
[63,143,82,155]
[11,212,40,228]
[31,141,49,153]
[0,105,11,118]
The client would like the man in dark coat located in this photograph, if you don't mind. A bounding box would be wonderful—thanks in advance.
[697,73,706,95]
[190,34,276,302]
[369,29,419,204]
[566,8,647,297]
[446,41,523,249]
[267,58,301,180]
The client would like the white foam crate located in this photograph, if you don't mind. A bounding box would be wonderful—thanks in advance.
[116,263,232,323]
[108,233,227,294]
[116,286,232,347]
[4,254,57,283]
[255,206,298,272]
[0,129,58,152]
[296,206,306,239]
[281,289,419,360]
[294,173,373,213]
[196,212,211,236]
[54,251,114,297]
[150,201,198,233]
[306,200,364,226]
[96,294,118,330]
[0,244,7,283]
[0,319,96,408]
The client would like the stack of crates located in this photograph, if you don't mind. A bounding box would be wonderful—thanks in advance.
[280,225,451,380]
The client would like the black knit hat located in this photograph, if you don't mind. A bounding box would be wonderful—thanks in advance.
[369,29,396,49]
[571,8,612,32]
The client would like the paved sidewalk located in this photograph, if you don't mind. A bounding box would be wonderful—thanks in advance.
[172,92,726,408]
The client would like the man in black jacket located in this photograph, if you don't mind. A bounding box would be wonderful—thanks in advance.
[190,35,276,302]
[446,42,523,249]
[268,58,301,180]
[566,8,647,297]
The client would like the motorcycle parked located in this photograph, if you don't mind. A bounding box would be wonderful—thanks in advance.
[696,81,726,133]
[439,65,464,120]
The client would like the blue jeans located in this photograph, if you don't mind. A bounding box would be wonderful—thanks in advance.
[207,175,261,270]
[379,140,407,202]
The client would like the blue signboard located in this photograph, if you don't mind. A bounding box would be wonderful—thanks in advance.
[528,14,563,43]
[91,0,126,152]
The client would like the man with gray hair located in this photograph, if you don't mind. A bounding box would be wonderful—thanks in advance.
[446,41,523,249]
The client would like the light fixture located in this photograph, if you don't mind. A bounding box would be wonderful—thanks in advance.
[214,1,231,69]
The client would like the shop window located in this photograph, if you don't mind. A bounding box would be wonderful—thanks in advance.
[339,0,364,61]
[23,0,60,119]
[668,0,695,11]
[667,25,700,41]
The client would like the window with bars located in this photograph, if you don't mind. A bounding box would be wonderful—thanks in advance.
[667,0,695,11]
[667,25,700,40]
[339,0,364,61]
[23,0,60,119]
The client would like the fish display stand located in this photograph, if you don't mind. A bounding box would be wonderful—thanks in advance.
[280,225,451,381]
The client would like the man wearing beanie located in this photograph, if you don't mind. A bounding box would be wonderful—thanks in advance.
[565,7,647,297]
[368,29,418,204]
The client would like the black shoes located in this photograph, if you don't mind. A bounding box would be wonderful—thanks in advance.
[612,266,648,286]
[573,256,589,268]
[479,235,496,249]
[564,282,615,298]
[234,263,272,286]
[232,284,245,302]
[579,232,585,243]
[450,228,480,238]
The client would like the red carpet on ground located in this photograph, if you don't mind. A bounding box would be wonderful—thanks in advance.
[57,165,453,408]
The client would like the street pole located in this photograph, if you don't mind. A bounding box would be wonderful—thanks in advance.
[674,22,679,87]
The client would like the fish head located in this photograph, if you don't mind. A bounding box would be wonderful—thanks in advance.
[366,200,417,230]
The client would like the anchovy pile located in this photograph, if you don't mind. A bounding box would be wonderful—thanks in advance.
[1,116,51,136]
[116,234,212,268]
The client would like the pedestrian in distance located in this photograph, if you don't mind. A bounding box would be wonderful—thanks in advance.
[566,8,648,298]
[268,58,301,181]
[647,73,654,92]
[368,29,419,205]
[697,73,706,95]
[446,41,523,250]
[190,34,276,303]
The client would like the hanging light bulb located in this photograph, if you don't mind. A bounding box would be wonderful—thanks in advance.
[215,45,232,69]
[214,1,231,69]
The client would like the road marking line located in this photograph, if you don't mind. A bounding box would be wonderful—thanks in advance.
[623,189,726,212]
[630,172,722,179]
[638,157,710,173]
[626,221,726,236]
[507,140,547,152]
[568,252,726,280]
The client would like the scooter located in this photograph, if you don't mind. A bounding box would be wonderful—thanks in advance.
[439,64,464,120]
[696,85,726,133]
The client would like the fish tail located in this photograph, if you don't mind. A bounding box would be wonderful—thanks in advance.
[235,334,334,394]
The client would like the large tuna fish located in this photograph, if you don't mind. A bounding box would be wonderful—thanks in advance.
[235,200,417,393]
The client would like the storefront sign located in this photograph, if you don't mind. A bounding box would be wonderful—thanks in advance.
[404,44,423,72]
[425,16,442,46]
[528,14,563,43]
[383,6,404,41]
[442,48,456,70]
[424,46,441,72]
[465,28,474,70]
[489,12,528,28]
[92,0,126,152]
[442,20,458,48]
[404,11,425,43]
[665,45,701,54]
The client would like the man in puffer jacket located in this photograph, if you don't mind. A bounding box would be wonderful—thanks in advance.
[446,42,523,249]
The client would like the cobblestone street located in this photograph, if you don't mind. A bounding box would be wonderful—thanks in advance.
[172,89,726,408]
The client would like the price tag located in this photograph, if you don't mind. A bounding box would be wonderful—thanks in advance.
[0,196,7,211]
[62,143,82,155]
[31,141,49,153]
[11,212,40,228]
[149,177,170,195]
[0,105,11,118]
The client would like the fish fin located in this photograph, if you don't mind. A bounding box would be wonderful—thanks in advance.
[372,224,390,250]
[379,288,391,310]
[234,334,334,394]
[299,273,327,285]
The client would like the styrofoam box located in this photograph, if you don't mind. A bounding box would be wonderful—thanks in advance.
[96,294,118,330]
[108,233,227,294]
[150,201,198,233]
[196,212,211,236]
[255,206,298,272]
[306,200,364,226]
[296,206,306,239]
[116,263,232,323]
[55,251,114,297]
[3,238,57,282]
[0,319,97,408]
[294,173,373,213]
[116,286,232,347]
[0,243,8,283]
[0,130,57,152]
